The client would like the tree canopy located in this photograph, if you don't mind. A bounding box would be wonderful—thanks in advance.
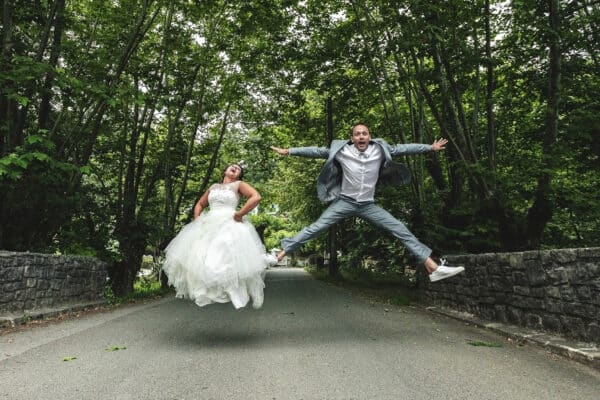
[1,0,599,294]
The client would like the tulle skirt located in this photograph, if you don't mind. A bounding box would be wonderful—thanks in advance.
[163,207,271,309]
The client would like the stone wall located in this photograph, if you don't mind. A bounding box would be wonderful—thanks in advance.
[419,247,600,343]
[0,251,108,319]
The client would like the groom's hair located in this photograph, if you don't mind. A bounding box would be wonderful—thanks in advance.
[349,122,370,136]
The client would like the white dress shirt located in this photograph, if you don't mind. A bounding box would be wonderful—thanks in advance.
[335,143,383,202]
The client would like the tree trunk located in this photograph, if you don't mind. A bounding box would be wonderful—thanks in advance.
[108,225,147,296]
[484,0,497,178]
[194,101,232,205]
[10,1,54,139]
[526,0,561,248]
[38,0,65,130]
[325,96,339,277]
[79,2,161,166]
[0,1,18,154]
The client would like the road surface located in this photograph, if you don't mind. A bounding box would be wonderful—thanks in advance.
[1,268,599,399]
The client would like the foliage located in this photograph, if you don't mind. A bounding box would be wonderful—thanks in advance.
[0,0,598,292]
[103,278,171,306]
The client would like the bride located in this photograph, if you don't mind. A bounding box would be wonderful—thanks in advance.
[162,163,276,309]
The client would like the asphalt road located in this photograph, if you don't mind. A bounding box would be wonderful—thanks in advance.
[1,268,599,400]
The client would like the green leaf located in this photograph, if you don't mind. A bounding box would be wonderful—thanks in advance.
[63,356,77,362]
[32,152,50,162]
[105,345,127,351]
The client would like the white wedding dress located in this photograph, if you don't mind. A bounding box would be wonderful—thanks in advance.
[163,181,275,309]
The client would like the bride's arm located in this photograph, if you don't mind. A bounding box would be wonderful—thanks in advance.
[193,190,210,219]
[234,182,261,222]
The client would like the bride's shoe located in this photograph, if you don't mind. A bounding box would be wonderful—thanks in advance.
[265,254,278,267]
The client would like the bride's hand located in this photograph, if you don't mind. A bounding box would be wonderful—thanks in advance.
[233,212,243,222]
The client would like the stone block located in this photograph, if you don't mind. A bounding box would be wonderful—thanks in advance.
[587,323,600,343]
[508,295,543,309]
[542,314,563,332]
[36,280,50,290]
[0,267,24,281]
[513,285,530,296]
[455,285,472,296]
[487,264,505,276]
[2,282,24,292]
[23,264,42,278]
[542,249,576,264]
[586,304,599,320]
[14,291,26,301]
[479,307,496,320]
[526,266,546,286]
[508,253,524,269]
[478,296,496,305]
[524,313,543,329]
[506,307,523,325]
[545,286,561,298]
[510,271,527,284]
[24,299,36,309]
[565,265,596,284]
[489,277,507,291]
[37,298,53,308]
[493,293,507,305]
[560,316,585,339]
[562,302,587,318]
[9,301,25,311]
[574,285,592,301]
[546,267,570,284]
[575,247,600,258]
[544,299,563,314]
[24,288,37,300]
[494,305,508,323]
[527,297,545,310]
[530,288,545,298]
[522,250,541,260]
[476,252,496,263]
[581,263,600,278]
[0,292,15,302]
[559,286,577,302]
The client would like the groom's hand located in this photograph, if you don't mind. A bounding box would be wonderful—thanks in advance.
[270,146,289,155]
[431,138,448,151]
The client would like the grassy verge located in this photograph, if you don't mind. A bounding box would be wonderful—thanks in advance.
[306,266,419,307]
[103,279,173,306]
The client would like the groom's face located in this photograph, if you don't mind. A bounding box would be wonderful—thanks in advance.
[351,125,371,152]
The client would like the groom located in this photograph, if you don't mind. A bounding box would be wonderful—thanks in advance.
[270,123,464,282]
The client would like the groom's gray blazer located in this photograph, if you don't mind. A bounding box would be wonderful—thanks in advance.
[289,139,433,203]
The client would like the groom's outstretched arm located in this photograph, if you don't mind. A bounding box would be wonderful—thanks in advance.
[270,145,330,159]
[270,146,290,155]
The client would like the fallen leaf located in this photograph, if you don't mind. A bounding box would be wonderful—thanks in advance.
[105,345,127,351]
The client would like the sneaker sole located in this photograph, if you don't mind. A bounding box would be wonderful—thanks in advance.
[429,266,465,282]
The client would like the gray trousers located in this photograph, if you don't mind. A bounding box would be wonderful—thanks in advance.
[281,197,432,263]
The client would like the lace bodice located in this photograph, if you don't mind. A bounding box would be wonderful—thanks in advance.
[208,181,240,210]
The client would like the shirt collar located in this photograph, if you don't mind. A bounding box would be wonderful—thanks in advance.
[347,142,373,158]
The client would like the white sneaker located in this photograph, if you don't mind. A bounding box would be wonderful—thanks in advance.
[429,260,464,282]
[265,254,278,267]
